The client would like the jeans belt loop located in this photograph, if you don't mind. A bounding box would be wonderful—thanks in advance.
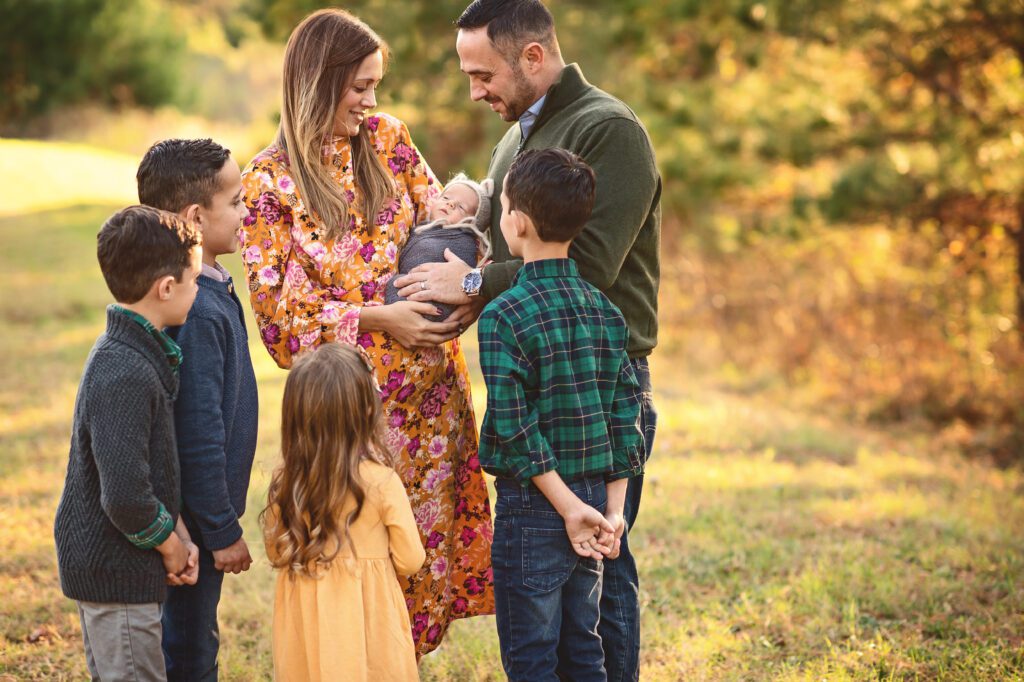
[520,481,531,509]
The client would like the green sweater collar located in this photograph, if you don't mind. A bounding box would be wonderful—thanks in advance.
[536,64,592,128]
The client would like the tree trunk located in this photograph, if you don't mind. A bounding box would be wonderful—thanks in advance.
[1018,197,1024,342]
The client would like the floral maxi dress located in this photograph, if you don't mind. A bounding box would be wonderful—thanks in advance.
[240,113,495,655]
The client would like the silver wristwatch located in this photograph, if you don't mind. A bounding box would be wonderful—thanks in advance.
[461,267,483,297]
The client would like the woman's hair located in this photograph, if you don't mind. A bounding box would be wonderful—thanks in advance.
[262,343,394,577]
[275,8,397,241]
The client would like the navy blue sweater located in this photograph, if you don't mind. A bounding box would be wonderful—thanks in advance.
[169,273,259,551]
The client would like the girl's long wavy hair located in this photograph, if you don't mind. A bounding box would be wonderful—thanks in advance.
[276,8,397,241]
[261,344,394,577]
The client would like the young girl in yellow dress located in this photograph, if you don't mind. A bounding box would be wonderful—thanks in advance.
[262,344,425,682]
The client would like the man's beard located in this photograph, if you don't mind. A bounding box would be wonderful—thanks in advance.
[501,63,537,122]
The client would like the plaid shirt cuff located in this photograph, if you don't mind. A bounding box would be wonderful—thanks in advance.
[606,444,645,482]
[124,502,174,550]
[510,455,559,486]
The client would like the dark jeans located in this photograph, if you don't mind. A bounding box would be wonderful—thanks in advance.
[493,476,608,682]
[162,537,223,682]
[599,356,657,682]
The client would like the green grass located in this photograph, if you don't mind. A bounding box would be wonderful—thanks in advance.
[2,201,1023,679]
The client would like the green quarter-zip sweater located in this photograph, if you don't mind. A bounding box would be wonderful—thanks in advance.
[481,63,662,358]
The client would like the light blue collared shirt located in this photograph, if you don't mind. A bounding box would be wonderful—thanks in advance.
[201,262,230,282]
[518,95,547,141]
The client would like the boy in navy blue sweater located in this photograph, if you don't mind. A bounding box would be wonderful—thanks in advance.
[137,138,259,681]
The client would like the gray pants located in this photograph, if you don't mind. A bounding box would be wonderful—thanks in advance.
[77,601,167,682]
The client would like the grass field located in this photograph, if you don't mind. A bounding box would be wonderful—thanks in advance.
[1,147,1023,679]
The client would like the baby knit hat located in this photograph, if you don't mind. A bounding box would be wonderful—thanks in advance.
[444,173,493,232]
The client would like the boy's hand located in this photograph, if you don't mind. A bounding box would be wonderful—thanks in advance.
[213,537,253,574]
[564,504,616,561]
[601,511,626,560]
[531,471,616,560]
[157,533,188,577]
[601,478,629,560]
[167,539,200,586]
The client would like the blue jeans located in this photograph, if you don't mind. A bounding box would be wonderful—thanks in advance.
[493,477,608,682]
[599,356,657,682]
[161,535,223,682]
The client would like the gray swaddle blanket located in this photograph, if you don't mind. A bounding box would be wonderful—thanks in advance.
[384,174,493,323]
[384,223,481,321]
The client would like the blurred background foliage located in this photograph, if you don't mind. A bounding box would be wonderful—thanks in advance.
[3,0,1022,462]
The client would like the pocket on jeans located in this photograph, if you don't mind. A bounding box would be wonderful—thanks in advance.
[521,527,574,593]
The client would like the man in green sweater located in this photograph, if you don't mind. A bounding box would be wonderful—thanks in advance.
[394,2,661,679]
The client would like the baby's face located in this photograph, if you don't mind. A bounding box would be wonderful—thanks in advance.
[428,184,479,225]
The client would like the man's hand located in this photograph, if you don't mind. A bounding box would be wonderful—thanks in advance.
[563,503,616,561]
[213,536,253,574]
[393,249,473,305]
[448,298,487,333]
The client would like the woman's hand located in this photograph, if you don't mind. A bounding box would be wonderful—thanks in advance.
[360,301,460,349]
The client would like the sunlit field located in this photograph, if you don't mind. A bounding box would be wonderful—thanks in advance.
[1,143,1023,680]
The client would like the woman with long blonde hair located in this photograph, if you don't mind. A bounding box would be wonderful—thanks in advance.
[242,7,495,658]
[262,344,425,681]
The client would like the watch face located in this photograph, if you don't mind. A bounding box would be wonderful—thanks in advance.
[463,270,483,293]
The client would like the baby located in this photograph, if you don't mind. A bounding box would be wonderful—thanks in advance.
[384,174,492,321]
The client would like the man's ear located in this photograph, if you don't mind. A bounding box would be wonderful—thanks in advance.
[521,42,545,74]
[182,203,202,227]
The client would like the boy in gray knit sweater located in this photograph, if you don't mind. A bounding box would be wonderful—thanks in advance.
[54,205,203,681]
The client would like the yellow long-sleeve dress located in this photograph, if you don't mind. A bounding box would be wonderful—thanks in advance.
[241,113,495,655]
[265,461,427,682]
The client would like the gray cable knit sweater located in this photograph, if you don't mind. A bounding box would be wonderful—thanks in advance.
[54,306,182,604]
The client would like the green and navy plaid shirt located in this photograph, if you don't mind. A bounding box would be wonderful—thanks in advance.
[478,258,644,485]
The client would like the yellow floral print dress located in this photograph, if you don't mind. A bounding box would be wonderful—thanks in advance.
[241,113,495,655]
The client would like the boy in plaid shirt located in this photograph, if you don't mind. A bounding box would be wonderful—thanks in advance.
[477,148,644,681]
